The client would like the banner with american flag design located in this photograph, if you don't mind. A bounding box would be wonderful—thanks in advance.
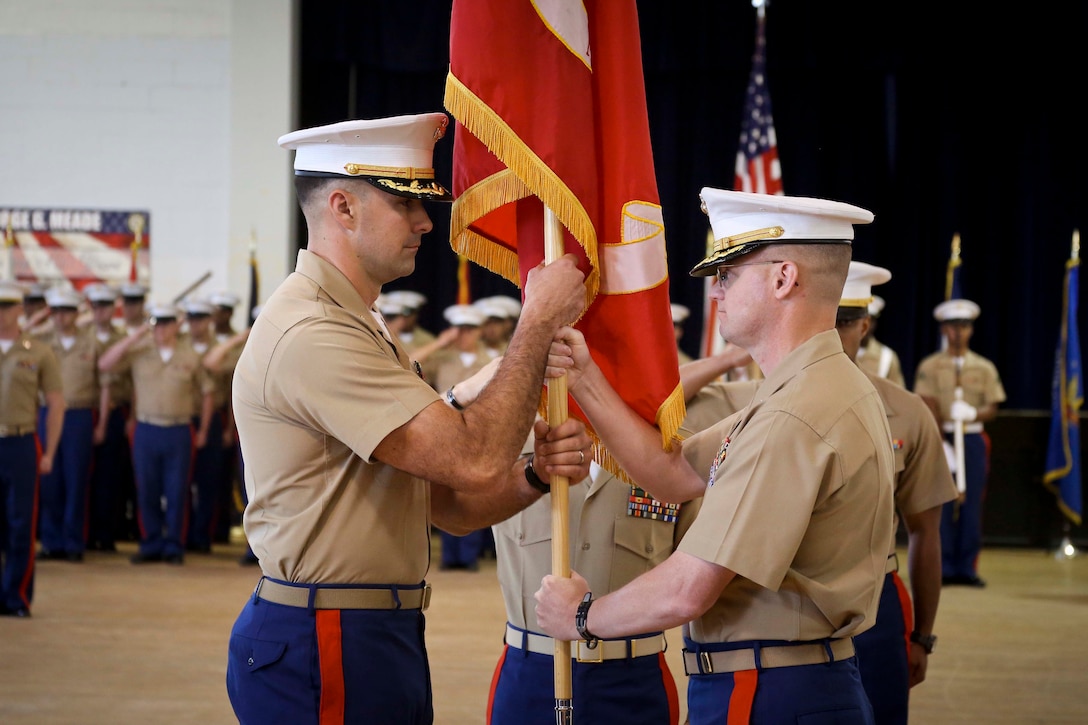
[0,207,150,290]
[445,0,685,465]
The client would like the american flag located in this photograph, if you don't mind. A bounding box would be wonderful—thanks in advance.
[703,7,782,358]
[734,11,782,195]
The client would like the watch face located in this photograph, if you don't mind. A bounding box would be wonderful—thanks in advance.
[912,632,937,652]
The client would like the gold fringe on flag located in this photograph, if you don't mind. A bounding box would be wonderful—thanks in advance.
[538,380,686,484]
[445,71,600,309]
[449,169,531,287]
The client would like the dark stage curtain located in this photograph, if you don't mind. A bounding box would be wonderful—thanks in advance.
[296,0,1088,410]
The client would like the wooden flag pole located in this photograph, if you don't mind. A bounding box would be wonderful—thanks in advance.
[544,206,574,725]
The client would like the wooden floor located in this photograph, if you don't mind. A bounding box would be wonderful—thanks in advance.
[2,540,1087,724]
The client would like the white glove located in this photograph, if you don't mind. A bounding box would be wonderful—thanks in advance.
[950,399,978,422]
[942,441,957,473]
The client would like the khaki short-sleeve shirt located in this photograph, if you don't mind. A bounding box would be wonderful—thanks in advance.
[678,330,896,644]
[233,250,441,585]
[117,339,213,424]
[679,380,759,438]
[913,349,1006,421]
[870,372,958,554]
[96,327,131,407]
[431,344,492,394]
[857,337,905,387]
[0,335,63,427]
[494,458,700,632]
[188,338,234,411]
[41,329,102,409]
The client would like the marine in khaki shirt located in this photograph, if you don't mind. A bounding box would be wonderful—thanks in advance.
[914,298,1006,588]
[225,112,590,725]
[835,262,958,724]
[489,349,756,725]
[535,189,894,724]
[1,281,65,616]
[99,305,215,564]
[34,289,110,560]
[84,282,132,552]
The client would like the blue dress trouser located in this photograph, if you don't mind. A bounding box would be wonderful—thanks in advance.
[132,422,192,558]
[37,407,94,555]
[0,434,39,611]
[941,432,988,578]
[685,637,874,725]
[439,528,484,568]
[227,585,433,724]
[488,625,679,725]
[855,571,911,725]
[88,405,129,547]
[187,411,223,548]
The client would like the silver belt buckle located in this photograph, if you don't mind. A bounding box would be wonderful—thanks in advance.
[699,651,714,674]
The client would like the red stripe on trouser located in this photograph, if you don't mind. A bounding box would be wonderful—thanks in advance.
[485,644,510,724]
[892,571,914,657]
[727,669,758,725]
[316,609,345,724]
[17,436,44,607]
[657,652,681,725]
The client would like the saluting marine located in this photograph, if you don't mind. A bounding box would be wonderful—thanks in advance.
[34,287,110,563]
[99,302,215,565]
[84,283,136,550]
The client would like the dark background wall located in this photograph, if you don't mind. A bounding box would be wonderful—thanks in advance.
[294,1,1088,544]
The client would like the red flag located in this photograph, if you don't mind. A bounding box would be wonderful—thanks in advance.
[703,9,784,358]
[445,0,684,461]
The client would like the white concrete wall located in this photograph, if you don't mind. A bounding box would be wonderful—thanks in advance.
[0,0,294,328]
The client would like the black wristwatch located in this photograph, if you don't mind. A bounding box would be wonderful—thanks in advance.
[910,631,937,654]
[523,454,550,494]
[575,592,599,649]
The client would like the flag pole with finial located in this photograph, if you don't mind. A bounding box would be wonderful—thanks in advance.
[945,232,962,301]
[127,213,145,284]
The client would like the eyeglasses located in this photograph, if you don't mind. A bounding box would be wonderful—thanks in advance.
[714,260,784,286]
